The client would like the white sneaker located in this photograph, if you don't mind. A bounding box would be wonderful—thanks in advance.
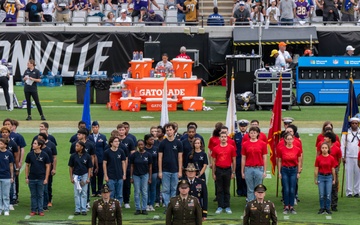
[124,203,130,209]
[4,211,9,216]
[9,205,14,211]
[294,198,297,205]
[155,203,160,207]
[86,203,90,209]
[162,203,165,207]
[146,205,150,211]
[149,205,155,211]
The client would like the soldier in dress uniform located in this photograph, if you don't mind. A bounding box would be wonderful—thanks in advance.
[178,163,208,220]
[243,184,277,225]
[92,184,122,225]
[166,179,202,225]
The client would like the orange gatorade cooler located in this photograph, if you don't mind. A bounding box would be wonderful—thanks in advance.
[182,96,204,111]
[171,58,193,78]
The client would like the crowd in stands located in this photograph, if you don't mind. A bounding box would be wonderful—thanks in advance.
[1,0,359,26]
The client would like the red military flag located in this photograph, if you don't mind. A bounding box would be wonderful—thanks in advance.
[267,75,283,175]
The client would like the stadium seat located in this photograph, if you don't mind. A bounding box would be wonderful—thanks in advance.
[17,17,24,26]
[72,17,85,26]
[88,10,101,16]
[166,9,177,17]
[18,10,25,18]
[87,16,101,26]
[73,10,87,18]
[166,16,177,26]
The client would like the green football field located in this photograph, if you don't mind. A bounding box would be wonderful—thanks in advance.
[0,85,357,224]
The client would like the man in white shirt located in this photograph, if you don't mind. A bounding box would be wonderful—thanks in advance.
[0,60,11,111]
[270,49,286,70]
[278,42,292,69]
[115,8,131,26]
[155,53,173,73]
[341,117,360,197]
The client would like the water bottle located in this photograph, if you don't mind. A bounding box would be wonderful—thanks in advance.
[150,69,155,77]
[149,36,152,42]
[48,71,55,87]
[42,73,49,87]
[133,51,136,60]
[7,63,13,76]
[139,51,143,60]
[55,71,62,86]
[251,49,255,56]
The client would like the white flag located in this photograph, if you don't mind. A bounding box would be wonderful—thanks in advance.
[225,76,237,137]
[160,77,169,126]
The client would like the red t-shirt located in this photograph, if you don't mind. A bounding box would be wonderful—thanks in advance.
[315,133,340,147]
[277,145,301,167]
[208,136,236,151]
[176,53,191,59]
[277,137,303,154]
[316,143,342,167]
[242,140,268,167]
[315,154,336,174]
[242,132,268,143]
[211,144,236,168]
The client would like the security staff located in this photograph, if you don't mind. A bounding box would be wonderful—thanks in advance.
[92,184,122,225]
[178,163,208,220]
[243,184,277,225]
[166,179,202,225]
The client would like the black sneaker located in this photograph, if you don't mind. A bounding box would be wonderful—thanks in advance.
[142,210,148,215]
[81,211,87,215]
[354,194,359,198]
[41,115,46,121]
[74,212,81,215]
[26,116,32,121]
[326,209,332,214]
[134,210,141,215]
[347,194,353,198]
[317,208,325,214]
[331,207,338,212]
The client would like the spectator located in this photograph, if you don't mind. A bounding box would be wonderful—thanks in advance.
[341,0,357,21]
[303,49,313,56]
[42,0,55,22]
[232,1,250,25]
[295,0,310,23]
[207,6,224,26]
[4,0,24,26]
[183,0,198,26]
[155,53,173,73]
[270,49,286,70]
[103,11,115,25]
[127,0,134,14]
[132,0,160,19]
[279,0,296,25]
[116,8,131,26]
[266,0,280,25]
[71,0,88,11]
[316,0,339,24]
[88,0,101,11]
[176,46,191,59]
[107,0,119,14]
[145,9,164,26]
[25,0,43,25]
[251,5,264,23]
[344,45,355,56]
[138,6,149,22]
[165,0,176,10]
[176,0,186,25]
[253,0,266,15]
[55,0,71,23]
[233,0,251,14]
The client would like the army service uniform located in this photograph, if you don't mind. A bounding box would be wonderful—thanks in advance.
[243,200,277,225]
[91,199,122,225]
[166,195,202,225]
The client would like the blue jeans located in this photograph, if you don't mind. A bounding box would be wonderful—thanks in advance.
[244,166,264,201]
[148,173,158,206]
[281,167,297,207]
[177,13,185,25]
[318,174,332,210]
[161,172,178,207]
[280,18,293,26]
[107,179,123,205]
[43,183,49,209]
[133,174,149,210]
[73,174,88,213]
[29,179,44,213]
[0,179,11,212]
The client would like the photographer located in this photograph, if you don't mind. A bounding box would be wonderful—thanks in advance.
[232,1,250,25]
[55,0,72,23]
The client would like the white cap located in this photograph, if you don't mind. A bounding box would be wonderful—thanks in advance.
[270,0,275,3]
[282,117,294,123]
[238,119,249,126]
[180,46,186,52]
[346,45,355,51]
[239,1,245,5]
[349,117,360,122]
[120,9,127,13]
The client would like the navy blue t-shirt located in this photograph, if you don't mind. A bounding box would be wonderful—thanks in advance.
[70,140,95,155]
[145,145,159,173]
[130,151,153,176]
[103,148,126,180]
[6,139,18,155]
[177,0,185,14]
[181,139,193,167]
[159,138,183,173]
[68,152,93,176]
[127,133,137,147]
[25,150,50,180]
[187,151,208,171]
[120,137,135,169]
[180,133,205,147]
[0,150,14,179]
[105,142,129,157]
[9,132,21,148]
[69,134,78,143]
